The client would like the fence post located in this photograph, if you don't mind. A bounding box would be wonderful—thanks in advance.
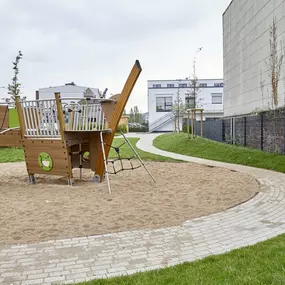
[244,116,247,147]
[222,119,225,142]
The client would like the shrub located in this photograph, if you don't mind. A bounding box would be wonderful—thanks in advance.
[117,124,128,133]
[182,124,191,134]
[129,126,147,133]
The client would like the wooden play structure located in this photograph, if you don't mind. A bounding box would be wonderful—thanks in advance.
[187,108,204,139]
[0,60,154,193]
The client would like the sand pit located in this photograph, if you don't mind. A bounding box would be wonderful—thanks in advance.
[0,161,259,245]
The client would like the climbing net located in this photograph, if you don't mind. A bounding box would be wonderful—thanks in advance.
[105,140,141,174]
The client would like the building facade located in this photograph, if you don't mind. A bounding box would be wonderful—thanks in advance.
[148,79,224,132]
[223,0,285,116]
[36,83,102,102]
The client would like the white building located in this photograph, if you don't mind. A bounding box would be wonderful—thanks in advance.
[223,0,285,117]
[148,79,224,132]
[36,82,102,102]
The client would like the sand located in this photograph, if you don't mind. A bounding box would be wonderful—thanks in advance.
[0,161,259,245]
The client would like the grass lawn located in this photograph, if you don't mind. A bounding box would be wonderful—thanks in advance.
[8,108,19,127]
[153,133,285,173]
[0,147,24,163]
[74,233,285,285]
[108,138,175,162]
[0,138,175,163]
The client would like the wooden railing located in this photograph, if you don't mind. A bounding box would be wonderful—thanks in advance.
[18,98,107,137]
[63,103,106,131]
[20,99,60,138]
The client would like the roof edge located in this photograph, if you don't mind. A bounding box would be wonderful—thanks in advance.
[223,0,234,16]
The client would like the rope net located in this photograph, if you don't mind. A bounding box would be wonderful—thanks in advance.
[105,141,141,174]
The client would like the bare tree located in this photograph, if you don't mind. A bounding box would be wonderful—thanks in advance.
[267,18,284,109]
[186,48,204,109]
[172,83,186,133]
[264,18,284,153]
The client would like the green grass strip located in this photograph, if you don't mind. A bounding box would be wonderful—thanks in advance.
[153,133,285,173]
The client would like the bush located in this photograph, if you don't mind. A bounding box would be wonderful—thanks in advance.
[129,126,147,133]
[117,124,128,133]
[182,124,191,134]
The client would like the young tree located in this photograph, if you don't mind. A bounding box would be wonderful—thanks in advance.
[262,18,284,153]
[187,49,204,109]
[129,107,134,123]
[185,48,204,137]
[133,105,143,124]
[267,18,284,109]
[188,60,199,109]
[172,84,186,133]
[7,51,24,103]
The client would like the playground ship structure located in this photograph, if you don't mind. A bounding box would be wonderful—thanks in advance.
[0,60,154,193]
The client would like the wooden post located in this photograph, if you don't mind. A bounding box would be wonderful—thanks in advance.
[95,60,142,181]
[55,93,65,138]
[194,110,196,137]
[191,110,194,139]
[55,92,73,182]
[200,110,203,137]
[187,110,190,139]
[69,104,74,131]
[15,96,26,138]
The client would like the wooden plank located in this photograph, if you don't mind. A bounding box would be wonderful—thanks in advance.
[25,159,68,168]
[55,93,65,138]
[66,146,73,179]
[23,141,66,148]
[94,60,142,181]
[89,132,102,172]
[64,131,90,147]
[23,138,71,178]
[26,166,70,176]
[0,129,22,147]
[15,96,26,137]
[23,139,65,146]
[0,106,9,129]
[101,94,120,124]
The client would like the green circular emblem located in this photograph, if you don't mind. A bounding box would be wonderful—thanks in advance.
[38,152,53,171]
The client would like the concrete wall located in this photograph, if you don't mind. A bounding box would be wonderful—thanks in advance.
[223,0,285,116]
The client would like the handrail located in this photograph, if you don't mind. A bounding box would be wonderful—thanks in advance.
[149,117,173,132]
[149,112,173,128]
[0,127,20,135]
[18,98,115,103]
[149,113,174,132]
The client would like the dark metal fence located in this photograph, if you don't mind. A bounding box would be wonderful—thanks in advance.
[184,108,285,154]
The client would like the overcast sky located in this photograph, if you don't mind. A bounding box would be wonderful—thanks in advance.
[0,0,230,112]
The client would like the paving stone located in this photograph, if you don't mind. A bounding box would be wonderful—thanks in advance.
[1,134,285,284]
[21,279,44,285]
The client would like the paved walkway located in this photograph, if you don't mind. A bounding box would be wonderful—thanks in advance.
[1,133,285,285]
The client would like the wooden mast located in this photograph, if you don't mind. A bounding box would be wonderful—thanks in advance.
[94,60,142,181]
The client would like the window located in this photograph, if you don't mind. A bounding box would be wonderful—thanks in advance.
[199,83,207,87]
[185,96,195,109]
[167,84,174,88]
[178,83,187,88]
[212,93,223,104]
[214,83,224,87]
[153,84,161,88]
[156,97,173,112]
